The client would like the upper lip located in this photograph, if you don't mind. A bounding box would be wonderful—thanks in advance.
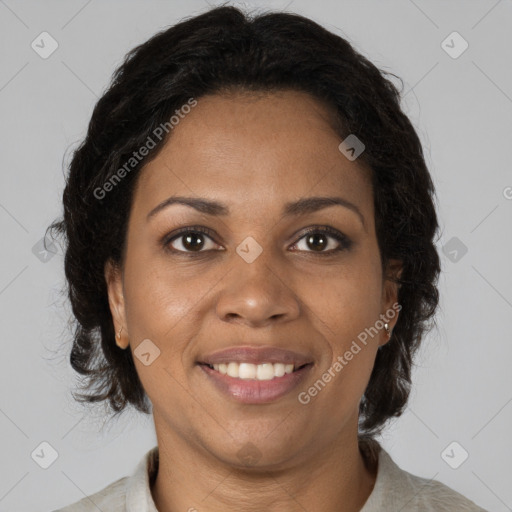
[198,346,313,367]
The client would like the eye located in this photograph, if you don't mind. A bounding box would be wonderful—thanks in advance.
[164,226,221,254]
[291,226,352,254]
[162,225,351,256]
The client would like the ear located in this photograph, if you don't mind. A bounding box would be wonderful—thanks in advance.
[104,259,129,349]
[379,258,403,347]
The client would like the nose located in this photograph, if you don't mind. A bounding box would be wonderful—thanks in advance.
[215,250,301,328]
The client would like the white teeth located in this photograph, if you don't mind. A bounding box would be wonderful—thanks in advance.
[226,362,239,378]
[239,363,257,379]
[256,363,274,380]
[211,362,297,380]
[274,363,285,377]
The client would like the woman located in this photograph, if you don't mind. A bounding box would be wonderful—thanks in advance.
[50,5,487,511]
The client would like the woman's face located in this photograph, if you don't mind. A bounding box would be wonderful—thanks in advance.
[106,90,400,468]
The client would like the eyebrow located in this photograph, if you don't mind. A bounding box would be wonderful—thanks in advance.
[147,195,365,228]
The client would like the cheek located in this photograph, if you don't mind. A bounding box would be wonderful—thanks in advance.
[122,246,217,386]
[302,281,381,421]
[123,246,200,339]
[305,253,383,341]
[122,256,199,408]
[300,248,383,399]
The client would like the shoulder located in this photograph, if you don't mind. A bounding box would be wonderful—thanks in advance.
[394,466,488,511]
[51,476,128,511]
[362,444,489,511]
[51,445,159,512]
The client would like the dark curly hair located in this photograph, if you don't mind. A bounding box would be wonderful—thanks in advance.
[48,4,440,437]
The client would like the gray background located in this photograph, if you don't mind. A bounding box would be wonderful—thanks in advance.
[0,1,511,510]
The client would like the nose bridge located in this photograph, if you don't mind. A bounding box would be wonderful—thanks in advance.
[215,234,300,326]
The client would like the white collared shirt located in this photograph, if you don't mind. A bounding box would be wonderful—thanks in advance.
[53,444,488,511]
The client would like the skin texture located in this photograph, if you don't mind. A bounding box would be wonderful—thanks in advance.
[105,90,401,511]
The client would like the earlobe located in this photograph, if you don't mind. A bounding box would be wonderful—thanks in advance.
[379,259,403,346]
[116,326,128,349]
[378,317,397,348]
[104,259,129,349]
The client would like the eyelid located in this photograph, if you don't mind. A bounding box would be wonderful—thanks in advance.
[290,225,352,253]
[162,225,352,255]
[162,226,221,253]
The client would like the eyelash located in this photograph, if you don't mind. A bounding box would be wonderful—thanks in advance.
[161,225,352,257]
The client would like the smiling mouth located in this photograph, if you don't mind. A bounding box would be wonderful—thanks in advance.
[200,362,311,381]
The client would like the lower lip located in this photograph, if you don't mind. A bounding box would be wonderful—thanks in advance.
[198,364,313,404]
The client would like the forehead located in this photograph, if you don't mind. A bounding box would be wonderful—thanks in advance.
[133,90,373,217]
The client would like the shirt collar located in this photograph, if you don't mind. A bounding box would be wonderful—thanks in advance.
[125,445,159,511]
[124,442,390,511]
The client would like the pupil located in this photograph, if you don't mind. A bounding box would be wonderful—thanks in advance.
[308,233,326,251]
[184,232,204,251]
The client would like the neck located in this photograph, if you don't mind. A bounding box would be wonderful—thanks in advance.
[151,422,378,512]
